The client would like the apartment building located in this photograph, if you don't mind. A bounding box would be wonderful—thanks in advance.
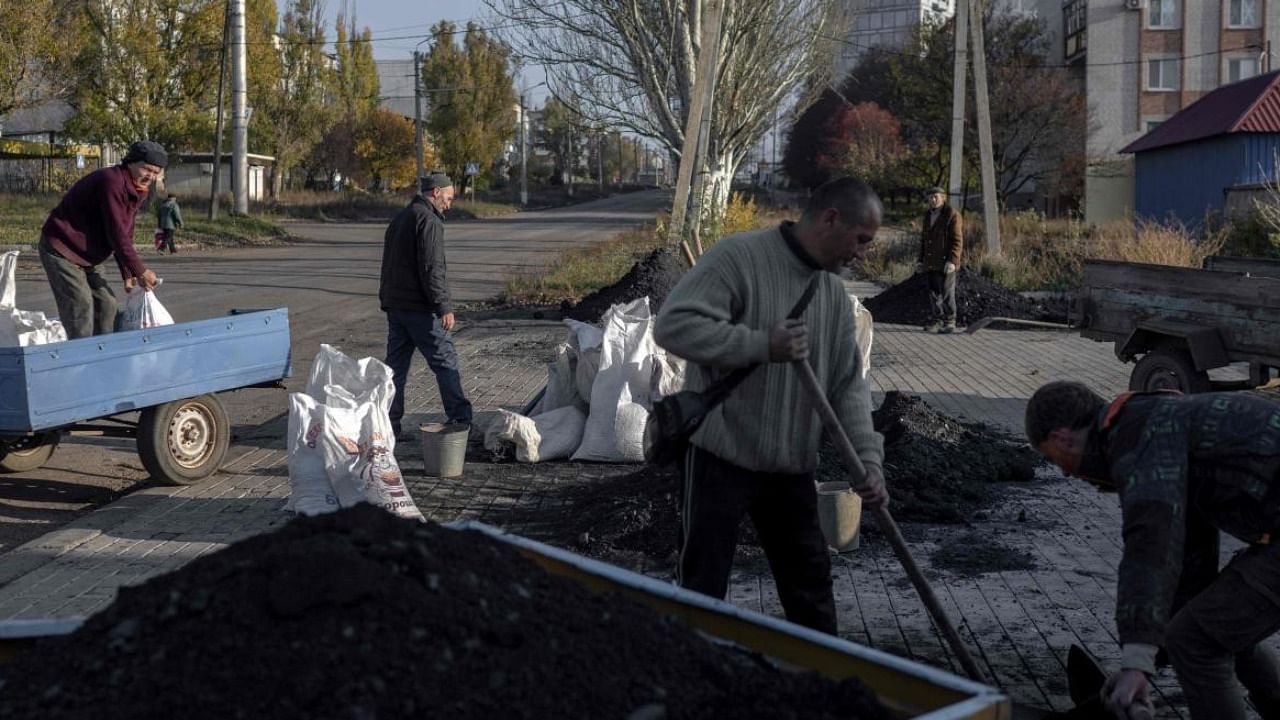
[1079,0,1280,222]
[834,0,957,80]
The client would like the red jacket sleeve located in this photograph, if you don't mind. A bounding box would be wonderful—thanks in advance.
[103,174,148,281]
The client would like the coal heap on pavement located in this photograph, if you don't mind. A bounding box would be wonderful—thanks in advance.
[496,393,1035,567]
[0,505,890,720]
[488,464,764,568]
[863,268,1064,327]
[563,248,687,322]
[818,392,1039,524]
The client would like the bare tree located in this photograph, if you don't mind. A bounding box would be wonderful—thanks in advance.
[486,0,840,220]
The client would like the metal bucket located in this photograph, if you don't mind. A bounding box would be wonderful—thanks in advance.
[420,423,469,478]
[816,481,861,553]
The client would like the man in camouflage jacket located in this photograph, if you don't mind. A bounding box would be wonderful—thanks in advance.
[1026,381,1280,720]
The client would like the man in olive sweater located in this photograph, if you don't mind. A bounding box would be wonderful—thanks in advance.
[379,171,473,438]
[654,177,889,634]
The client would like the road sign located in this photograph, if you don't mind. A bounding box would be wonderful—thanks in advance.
[76,154,85,169]
[465,162,479,176]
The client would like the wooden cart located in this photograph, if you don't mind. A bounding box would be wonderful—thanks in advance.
[1077,259,1280,393]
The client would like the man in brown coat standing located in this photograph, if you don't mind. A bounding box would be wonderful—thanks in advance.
[916,187,963,333]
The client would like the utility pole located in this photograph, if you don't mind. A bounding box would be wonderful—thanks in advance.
[414,51,424,182]
[969,0,1000,256]
[519,92,528,205]
[616,131,623,186]
[566,129,574,197]
[596,131,604,194]
[209,0,230,221]
[947,0,970,208]
[667,0,724,252]
[230,0,248,214]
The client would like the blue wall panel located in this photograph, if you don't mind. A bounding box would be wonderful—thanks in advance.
[1135,133,1280,228]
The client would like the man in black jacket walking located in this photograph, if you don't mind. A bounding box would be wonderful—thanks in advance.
[380,171,473,437]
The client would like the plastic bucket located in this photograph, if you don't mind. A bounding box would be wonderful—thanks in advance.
[816,481,862,553]
[420,423,469,478]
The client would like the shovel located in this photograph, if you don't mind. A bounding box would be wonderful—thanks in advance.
[965,317,1075,334]
[792,359,987,683]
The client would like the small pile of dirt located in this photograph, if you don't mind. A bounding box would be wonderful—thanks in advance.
[930,532,1038,576]
[0,505,890,720]
[563,248,687,322]
[863,268,1061,326]
[488,464,763,567]
[818,392,1038,524]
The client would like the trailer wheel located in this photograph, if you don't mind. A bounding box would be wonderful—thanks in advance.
[1130,350,1211,394]
[0,432,61,473]
[138,394,230,486]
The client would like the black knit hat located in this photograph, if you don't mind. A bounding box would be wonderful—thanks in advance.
[420,171,453,192]
[123,140,168,169]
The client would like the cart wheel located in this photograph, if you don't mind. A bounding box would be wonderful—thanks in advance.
[1130,350,1211,394]
[138,394,230,486]
[0,431,61,473]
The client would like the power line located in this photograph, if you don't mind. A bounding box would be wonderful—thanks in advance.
[824,31,1264,71]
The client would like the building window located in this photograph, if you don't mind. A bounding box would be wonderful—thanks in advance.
[1064,0,1087,60]
[1145,119,1166,132]
[1227,0,1261,28]
[1147,0,1179,29]
[1147,58,1180,91]
[1226,56,1260,83]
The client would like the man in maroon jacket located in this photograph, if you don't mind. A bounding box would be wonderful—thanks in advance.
[38,140,163,339]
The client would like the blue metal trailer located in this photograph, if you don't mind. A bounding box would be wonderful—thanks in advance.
[0,309,290,485]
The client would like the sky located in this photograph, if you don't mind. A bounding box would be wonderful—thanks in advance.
[273,0,550,102]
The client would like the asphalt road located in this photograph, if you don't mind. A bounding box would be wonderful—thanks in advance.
[0,189,670,553]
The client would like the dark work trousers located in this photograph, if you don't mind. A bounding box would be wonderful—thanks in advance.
[385,309,473,435]
[926,270,957,325]
[38,239,117,340]
[677,444,837,635]
[1164,540,1280,720]
[161,229,176,253]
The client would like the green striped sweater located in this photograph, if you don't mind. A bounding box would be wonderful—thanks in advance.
[654,225,884,475]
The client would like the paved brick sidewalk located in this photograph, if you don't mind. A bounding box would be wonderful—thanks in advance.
[0,293,1262,718]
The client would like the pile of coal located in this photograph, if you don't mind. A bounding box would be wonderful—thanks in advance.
[863,269,1064,326]
[0,504,888,720]
[817,392,1039,523]
[563,248,687,322]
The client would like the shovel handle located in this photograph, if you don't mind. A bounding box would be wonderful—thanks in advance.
[793,360,988,683]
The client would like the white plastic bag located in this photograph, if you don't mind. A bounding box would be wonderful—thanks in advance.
[285,393,340,516]
[572,298,657,463]
[0,251,66,347]
[286,345,424,521]
[321,385,422,521]
[850,294,874,379]
[305,344,393,412]
[0,251,16,308]
[485,406,587,463]
[119,282,174,330]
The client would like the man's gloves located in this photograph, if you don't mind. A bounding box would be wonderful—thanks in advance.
[859,464,889,509]
[768,318,808,362]
[1102,669,1154,720]
[944,262,957,275]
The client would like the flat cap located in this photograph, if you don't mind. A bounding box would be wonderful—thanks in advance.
[123,140,168,169]
[421,171,453,192]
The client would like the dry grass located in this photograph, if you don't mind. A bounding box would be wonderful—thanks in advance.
[0,192,286,250]
[502,222,669,305]
[863,211,1225,291]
